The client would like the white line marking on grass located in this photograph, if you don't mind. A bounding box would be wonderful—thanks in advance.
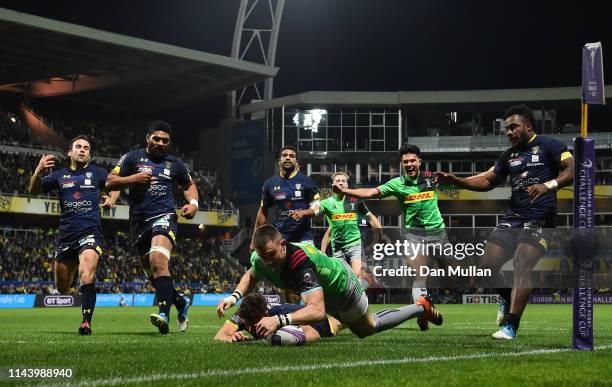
[73,344,612,386]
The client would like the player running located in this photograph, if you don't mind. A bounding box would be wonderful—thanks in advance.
[251,146,320,249]
[435,105,574,340]
[28,135,119,335]
[292,171,386,278]
[106,121,198,334]
[331,144,450,331]
[217,225,443,339]
[214,293,342,343]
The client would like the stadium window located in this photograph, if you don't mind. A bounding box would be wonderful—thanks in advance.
[371,113,384,126]
[371,126,384,140]
[475,160,495,173]
[327,112,341,127]
[314,139,326,151]
[385,126,399,151]
[327,126,340,151]
[385,112,399,127]
[474,216,497,228]
[370,141,384,151]
[356,114,369,127]
[356,127,369,151]
[451,161,471,174]
[284,112,296,127]
[449,215,473,228]
[298,126,312,140]
[342,111,355,126]
[298,139,312,152]
[342,126,355,151]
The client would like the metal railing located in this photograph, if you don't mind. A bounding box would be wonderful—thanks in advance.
[221,228,248,255]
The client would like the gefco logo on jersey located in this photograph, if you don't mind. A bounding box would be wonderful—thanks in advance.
[331,213,357,221]
[404,191,434,203]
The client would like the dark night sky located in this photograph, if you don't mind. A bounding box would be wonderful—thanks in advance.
[1,0,610,95]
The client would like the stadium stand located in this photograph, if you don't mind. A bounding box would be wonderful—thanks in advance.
[0,227,244,294]
[0,98,246,295]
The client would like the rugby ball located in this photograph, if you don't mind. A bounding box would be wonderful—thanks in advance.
[262,325,306,346]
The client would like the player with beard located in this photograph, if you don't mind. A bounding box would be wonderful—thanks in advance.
[250,146,320,249]
[106,121,198,334]
[251,146,319,303]
[28,135,119,335]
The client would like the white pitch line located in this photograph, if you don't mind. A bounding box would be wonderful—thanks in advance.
[72,344,612,386]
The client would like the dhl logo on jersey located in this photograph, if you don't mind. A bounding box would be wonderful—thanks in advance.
[404,191,435,203]
[331,213,358,221]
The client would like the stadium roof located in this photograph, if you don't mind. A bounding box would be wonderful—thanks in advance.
[239,86,612,114]
[0,8,278,110]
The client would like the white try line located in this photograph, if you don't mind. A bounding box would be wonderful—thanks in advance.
[73,344,612,386]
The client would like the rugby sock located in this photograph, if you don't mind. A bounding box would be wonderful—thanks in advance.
[411,279,428,302]
[80,283,96,323]
[144,269,185,310]
[497,288,512,306]
[506,313,521,330]
[172,288,186,310]
[154,276,173,316]
[372,305,425,332]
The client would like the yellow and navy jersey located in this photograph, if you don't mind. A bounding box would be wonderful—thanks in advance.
[41,164,107,237]
[112,148,191,221]
[260,171,319,241]
[493,135,572,219]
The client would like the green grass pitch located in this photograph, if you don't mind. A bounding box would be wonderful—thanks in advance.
[0,304,610,386]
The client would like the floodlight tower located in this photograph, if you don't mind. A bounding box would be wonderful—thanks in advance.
[229,0,285,117]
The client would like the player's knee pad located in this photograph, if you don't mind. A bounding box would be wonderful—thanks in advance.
[149,245,171,260]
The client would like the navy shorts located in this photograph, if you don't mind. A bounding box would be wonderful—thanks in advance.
[130,213,178,256]
[488,214,554,256]
[55,231,104,262]
[282,230,314,245]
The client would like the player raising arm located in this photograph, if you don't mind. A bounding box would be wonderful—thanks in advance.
[28,135,119,335]
[435,104,573,340]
